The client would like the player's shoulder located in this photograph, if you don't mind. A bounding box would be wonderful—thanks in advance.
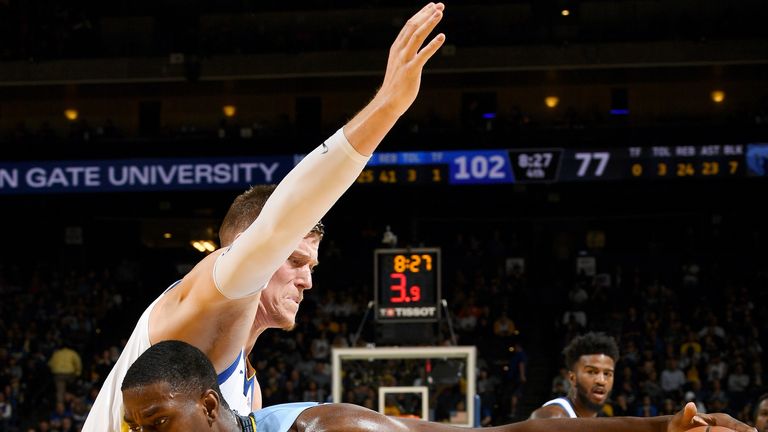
[172,249,228,301]
[530,403,570,419]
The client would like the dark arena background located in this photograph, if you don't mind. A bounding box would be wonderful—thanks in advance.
[1,1,768,430]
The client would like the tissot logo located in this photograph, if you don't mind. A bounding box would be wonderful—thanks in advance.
[381,307,437,318]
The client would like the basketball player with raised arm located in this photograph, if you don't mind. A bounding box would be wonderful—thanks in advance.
[83,3,447,430]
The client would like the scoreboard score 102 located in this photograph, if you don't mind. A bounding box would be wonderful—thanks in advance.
[374,248,441,323]
[352,144,759,185]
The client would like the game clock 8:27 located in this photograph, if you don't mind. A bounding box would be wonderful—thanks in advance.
[374,248,441,323]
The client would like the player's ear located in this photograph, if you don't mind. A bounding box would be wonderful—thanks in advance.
[202,389,220,423]
[568,369,576,383]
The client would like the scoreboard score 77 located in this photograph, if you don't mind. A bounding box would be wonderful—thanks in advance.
[374,248,441,323]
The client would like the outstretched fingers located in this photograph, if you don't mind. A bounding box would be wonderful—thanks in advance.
[393,4,443,52]
[403,4,445,59]
[394,3,438,46]
[414,32,445,68]
[375,2,446,117]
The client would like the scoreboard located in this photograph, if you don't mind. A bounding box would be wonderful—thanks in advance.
[354,143,768,185]
[4,143,762,195]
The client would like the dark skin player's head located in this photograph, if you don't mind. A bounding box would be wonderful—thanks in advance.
[563,333,619,416]
[121,340,239,432]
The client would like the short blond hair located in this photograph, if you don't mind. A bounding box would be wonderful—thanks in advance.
[219,185,324,247]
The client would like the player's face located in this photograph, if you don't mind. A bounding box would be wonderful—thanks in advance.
[123,382,211,432]
[756,399,768,432]
[260,234,320,329]
[570,354,615,413]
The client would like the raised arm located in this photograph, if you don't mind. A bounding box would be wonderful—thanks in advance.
[344,2,446,155]
[213,3,446,299]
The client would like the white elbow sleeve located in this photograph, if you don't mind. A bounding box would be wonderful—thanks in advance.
[213,246,268,299]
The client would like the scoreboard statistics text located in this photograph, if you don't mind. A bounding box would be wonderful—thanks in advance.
[355,143,768,185]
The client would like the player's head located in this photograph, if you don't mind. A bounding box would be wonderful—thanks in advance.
[220,186,324,330]
[121,340,233,431]
[257,228,321,331]
[754,393,768,432]
[219,185,325,247]
[562,332,619,413]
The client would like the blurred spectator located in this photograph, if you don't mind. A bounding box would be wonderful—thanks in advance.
[505,341,527,419]
[684,390,708,414]
[728,363,750,410]
[636,394,659,417]
[613,394,631,416]
[707,353,729,383]
[0,392,12,431]
[493,309,517,338]
[660,398,677,416]
[680,331,702,359]
[49,401,72,431]
[550,367,571,398]
[707,379,730,414]
[310,330,330,362]
[660,358,686,399]
[477,367,498,426]
[302,380,327,403]
[47,342,82,405]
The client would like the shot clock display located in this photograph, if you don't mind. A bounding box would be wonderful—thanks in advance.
[374,248,441,323]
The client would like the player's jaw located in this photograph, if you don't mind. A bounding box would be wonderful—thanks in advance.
[257,280,304,331]
[278,286,303,329]
[575,380,609,412]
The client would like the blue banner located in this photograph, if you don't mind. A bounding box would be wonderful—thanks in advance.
[0,144,761,194]
[0,157,293,194]
[368,150,514,184]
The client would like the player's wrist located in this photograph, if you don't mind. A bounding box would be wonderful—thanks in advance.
[368,94,404,121]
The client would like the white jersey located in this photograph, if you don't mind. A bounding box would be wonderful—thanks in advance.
[542,397,578,418]
[82,284,256,431]
[82,289,164,432]
[82,128,369,431]
[218,348,256,416]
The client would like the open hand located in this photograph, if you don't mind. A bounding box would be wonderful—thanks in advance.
[376,2,446,118]
[668,402,756,432]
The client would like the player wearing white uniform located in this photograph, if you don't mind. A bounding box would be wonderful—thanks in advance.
[84,126,369,430]
[82,3,448,430]
[83,281,256,427]
[539,397,578,418]
[530,333,618,420]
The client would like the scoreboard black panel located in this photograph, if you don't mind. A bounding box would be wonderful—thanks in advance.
[355,144,767,185]
[374,248,441,323]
